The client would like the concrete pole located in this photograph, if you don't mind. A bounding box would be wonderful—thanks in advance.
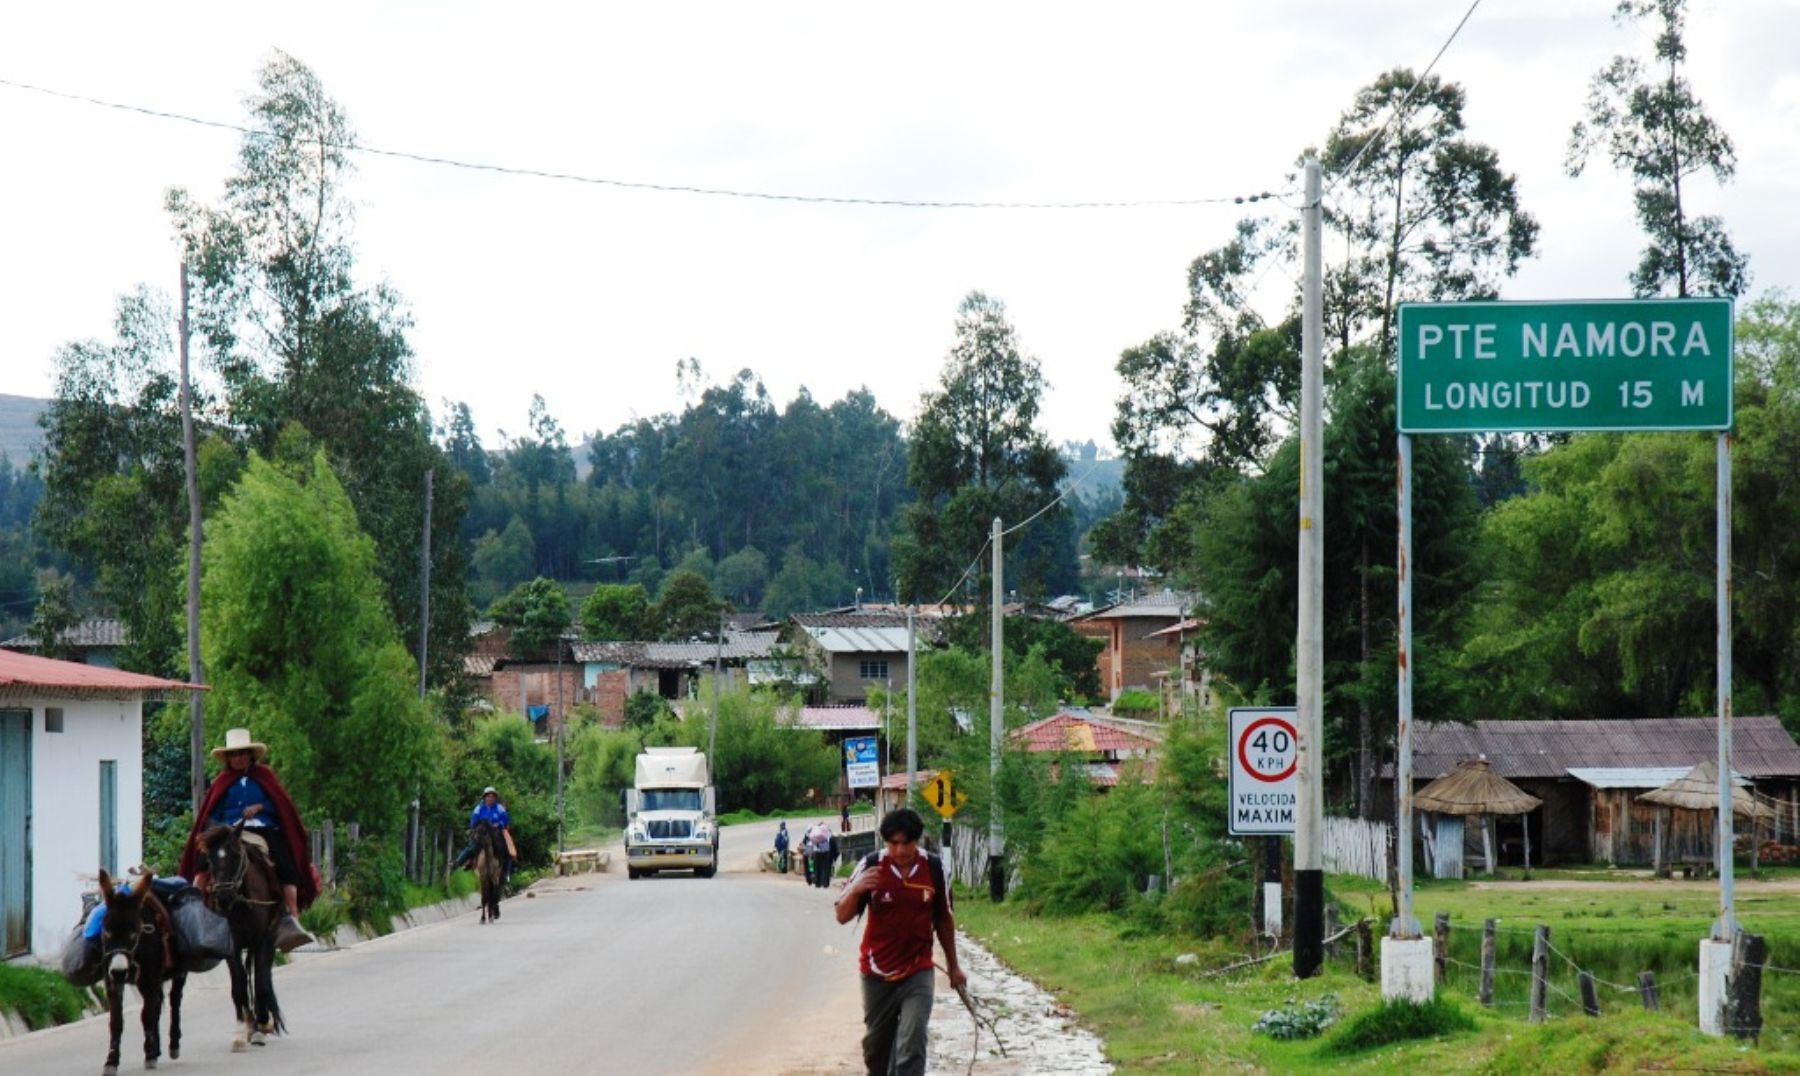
[178,261,206,813]
[906,605,918,806]
[417,469,433,698]
[1294,156,1324,978]
[1395,435,1418,936]
[989,516,1006,902]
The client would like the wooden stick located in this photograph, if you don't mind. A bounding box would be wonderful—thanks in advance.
[1434,911,1450,985]
[1529,924,1549,1024]
[1579,969,1600,1017]
[1638,971,1660,1012]
[1479,918,1496,1008]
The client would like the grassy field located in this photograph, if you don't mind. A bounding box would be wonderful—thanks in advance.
[953,882,1800,1072]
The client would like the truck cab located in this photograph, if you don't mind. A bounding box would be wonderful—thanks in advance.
[625,746,719,879]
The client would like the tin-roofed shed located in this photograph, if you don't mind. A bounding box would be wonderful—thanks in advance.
[1382,718,1800,867]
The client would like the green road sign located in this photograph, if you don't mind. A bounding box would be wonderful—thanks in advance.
[1397,299,1733,433]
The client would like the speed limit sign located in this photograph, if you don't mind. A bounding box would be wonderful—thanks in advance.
[1228,707,1298,835]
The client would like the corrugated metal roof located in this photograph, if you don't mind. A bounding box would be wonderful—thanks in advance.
[463,654,498,677]
[804,625,911,654]
[788,706,881,731]
[1078,590,1193,622]
[1410,718,1800,780]
[1566,766,1753,789]
[1,617,129,650]
[791,612,913,630]
[569,631,779,666]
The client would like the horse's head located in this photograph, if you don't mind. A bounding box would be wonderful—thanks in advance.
[472,819,496,847]
[199,821,252,911]
[98,868,153,979]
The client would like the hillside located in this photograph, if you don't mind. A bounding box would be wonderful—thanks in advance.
[0,394,47,465]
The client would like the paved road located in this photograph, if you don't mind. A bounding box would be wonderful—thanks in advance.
[0,820,867,1075]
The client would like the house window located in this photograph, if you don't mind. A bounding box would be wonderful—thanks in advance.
[859,660,889,681]
[44,707,64,733]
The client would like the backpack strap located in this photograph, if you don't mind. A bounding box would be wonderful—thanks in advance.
[926,852,950,925]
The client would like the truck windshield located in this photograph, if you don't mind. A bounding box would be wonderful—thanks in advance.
[640,789,703,812]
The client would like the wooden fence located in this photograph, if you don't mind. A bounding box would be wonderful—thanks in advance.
[1322,815,1391,884]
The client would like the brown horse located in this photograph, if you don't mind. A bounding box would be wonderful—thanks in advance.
[96,868,186,1075]
[198,822,286,1050]
[473,819,503,924]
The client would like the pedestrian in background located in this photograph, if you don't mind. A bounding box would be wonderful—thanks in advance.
[841,801,852,833]
[807,819,833,888]
[774,821,791,874]
[836,808,965,1076]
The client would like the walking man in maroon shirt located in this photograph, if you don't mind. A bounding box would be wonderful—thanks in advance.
[835,808,966,1075]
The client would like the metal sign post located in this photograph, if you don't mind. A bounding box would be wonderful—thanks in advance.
[1395,296,1735,1021]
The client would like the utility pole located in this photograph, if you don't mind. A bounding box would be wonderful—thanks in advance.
[710,610,723,764]
[417,469,433,699]
[178,261,206,813]
[989,516,1005,902]
[1294,156,1325,979]
[906,604,918,806]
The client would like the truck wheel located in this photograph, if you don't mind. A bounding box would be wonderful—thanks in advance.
[699,863,716,878]
[628,867,642,880]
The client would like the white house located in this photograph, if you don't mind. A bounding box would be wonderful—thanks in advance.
[0,648,202,963]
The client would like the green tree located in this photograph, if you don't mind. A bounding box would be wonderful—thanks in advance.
[896,292,1075,601]
[715,547,769,609]
[202,451,439,836]
[489,576,571,659]
[168,50,472,692]
[25,569,80,662]
[580,583,652,641]
[937,614,1104,702]
[1567,0,1749,298]
[1321,68,1539,355]
[470,517,535,607]
[674,685,839,814]
[653,569,724,640]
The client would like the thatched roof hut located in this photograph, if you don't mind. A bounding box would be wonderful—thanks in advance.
[1637,760,1768,820]
[1414,758,1542,817]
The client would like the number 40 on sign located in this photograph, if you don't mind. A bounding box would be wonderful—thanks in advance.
[1228,707,1298,836]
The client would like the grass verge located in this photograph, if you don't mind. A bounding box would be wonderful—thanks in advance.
[953,893,1800,1072]
[0,962,92,1030]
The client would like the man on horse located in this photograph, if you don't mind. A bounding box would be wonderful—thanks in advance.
[179,728,316,953]
[456,786,517,881]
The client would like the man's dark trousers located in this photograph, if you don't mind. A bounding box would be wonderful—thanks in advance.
[861,968,934,1076]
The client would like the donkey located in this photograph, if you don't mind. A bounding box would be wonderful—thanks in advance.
[199,822,286,1050]
[96,868,186,1075]
[472,819,504,924]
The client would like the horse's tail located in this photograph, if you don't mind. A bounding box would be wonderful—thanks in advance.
[267,993,287,1036]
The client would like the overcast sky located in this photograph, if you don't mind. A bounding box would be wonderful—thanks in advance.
[3,1,1796,453]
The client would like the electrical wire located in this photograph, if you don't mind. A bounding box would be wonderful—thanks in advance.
[1319,0,1486,204]
[0,74,1281,212]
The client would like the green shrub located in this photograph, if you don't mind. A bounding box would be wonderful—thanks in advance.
[1111,689,1159,717]
[1024,780,1167,913]
[1253,993,1340,1040]
[0,961,91,1029]
[1163,864,1253,938]
[1324,996,1476,1055]
[336,834,406,931]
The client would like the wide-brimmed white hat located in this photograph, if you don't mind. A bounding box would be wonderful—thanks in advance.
[210,727,268,762]
[481,786,498,796]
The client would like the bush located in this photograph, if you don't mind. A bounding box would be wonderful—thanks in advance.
[1163,864,1254,938]
[0,961,90,1029]
[1252,993,1340,1040]
[335,834,406,932]
[676,686,839,815]
[1323,997,1476,1055]
[1024,779,1167,913]
[1111,689,1159,717]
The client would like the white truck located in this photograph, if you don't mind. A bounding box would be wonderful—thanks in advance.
[624,746,719,879]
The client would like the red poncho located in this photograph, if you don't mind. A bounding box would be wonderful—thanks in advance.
[177,763,319,910]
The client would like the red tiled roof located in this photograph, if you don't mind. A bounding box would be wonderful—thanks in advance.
[879,769,938,790]
[0,649,204,695]
[1013,710,1162,754]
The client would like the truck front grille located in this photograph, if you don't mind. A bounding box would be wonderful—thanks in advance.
[647,819,693,839]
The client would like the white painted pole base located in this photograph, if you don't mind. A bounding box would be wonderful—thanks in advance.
[1698,938,1732,1036]
[1262,882,1283,938]
[1381,936,1435,1003]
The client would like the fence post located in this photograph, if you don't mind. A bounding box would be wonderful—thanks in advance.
[1356,919,1374,982]
[1529,924,1550,1024]
[1325,904,1340,957]
[1479,918,1497,1008]
[1579,970,1601,1017]
[1434,912,1450,984]
[323,818,336,890]
[1728,930,1767,1041]
[1638,971,1660,1012]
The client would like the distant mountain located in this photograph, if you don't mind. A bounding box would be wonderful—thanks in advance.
[0,395,47,466]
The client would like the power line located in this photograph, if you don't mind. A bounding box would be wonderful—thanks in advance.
[1320,0,1486,203]
[1001,453,1110,539]
[0,75,1282,212]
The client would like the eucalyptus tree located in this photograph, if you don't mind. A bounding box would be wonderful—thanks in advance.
[1567,0,1749,298]
[896,291,1075,602]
